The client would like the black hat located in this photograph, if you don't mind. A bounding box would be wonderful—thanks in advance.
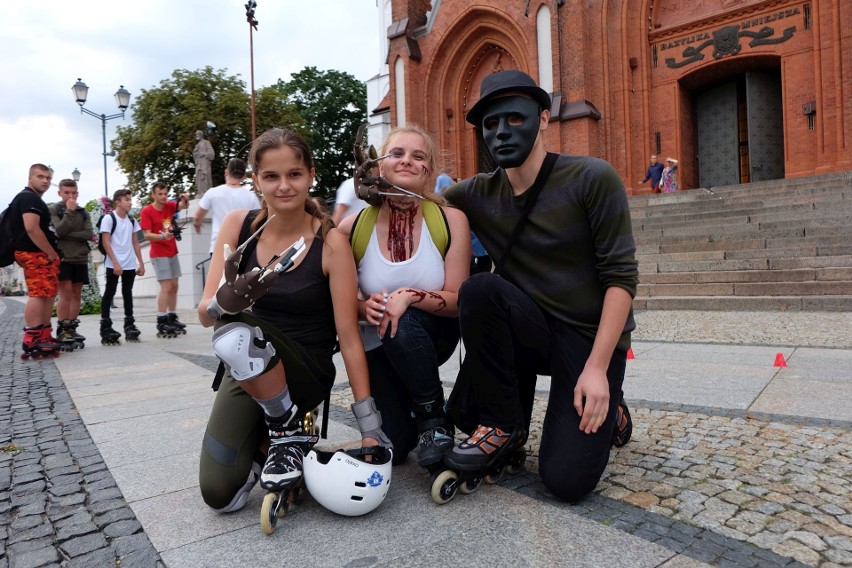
[465,70,552,126]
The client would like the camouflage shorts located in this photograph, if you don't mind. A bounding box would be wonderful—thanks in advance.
[14,251,60,297]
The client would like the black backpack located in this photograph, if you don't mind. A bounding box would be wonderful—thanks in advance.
[97,212,119,256]
[0,205,14,267]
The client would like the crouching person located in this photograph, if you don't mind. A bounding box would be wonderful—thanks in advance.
[196,128,391,518]
[441,71,638,502]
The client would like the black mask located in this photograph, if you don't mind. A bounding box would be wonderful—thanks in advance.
[481,96,542,168]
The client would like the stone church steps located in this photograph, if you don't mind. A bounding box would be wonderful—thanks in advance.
[630,173,852,311]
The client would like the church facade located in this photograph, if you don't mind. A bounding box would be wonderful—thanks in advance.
[376,0,851,194]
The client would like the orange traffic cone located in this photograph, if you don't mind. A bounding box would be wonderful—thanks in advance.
[627,348,635,360]
[773,353,787,367]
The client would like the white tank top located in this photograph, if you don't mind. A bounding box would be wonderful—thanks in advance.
[357,218,445,351]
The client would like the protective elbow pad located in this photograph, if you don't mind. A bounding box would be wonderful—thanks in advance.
[212,322,278,381]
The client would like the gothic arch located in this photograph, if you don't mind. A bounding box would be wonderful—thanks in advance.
[421,7,531,178]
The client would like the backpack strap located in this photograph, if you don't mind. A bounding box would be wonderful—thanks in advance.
[493,152,559,275]
[236,210,262,273]
[109,212,118,235]
[422,200,450,258]
[349,201,450,265]
[349,206,380,265]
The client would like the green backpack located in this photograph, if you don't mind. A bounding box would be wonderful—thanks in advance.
[349,201,450,264]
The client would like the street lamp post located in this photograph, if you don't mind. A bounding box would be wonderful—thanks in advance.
[245,1,259,141]
[71,79,131,197]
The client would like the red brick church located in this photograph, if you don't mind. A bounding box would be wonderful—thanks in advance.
[375,0,851,195]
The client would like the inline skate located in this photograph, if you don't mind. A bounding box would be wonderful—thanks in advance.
[69,319,86,349]
[156,315,180,338]
[100,318,122,346]
[414,401,454,469]
[167,313,187,335]
[56,320,83,351]
[430,426,527,505]
[260,405,319,535]
[21,326,61,359]
[124,317,141,342]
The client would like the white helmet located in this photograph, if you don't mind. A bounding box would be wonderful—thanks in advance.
[304,446,393,516]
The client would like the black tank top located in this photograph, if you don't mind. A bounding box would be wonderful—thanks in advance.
[249,231,337,358]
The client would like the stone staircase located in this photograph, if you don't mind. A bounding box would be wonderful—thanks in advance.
[630,172,852,311]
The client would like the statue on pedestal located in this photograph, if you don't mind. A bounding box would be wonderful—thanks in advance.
[193,130,215,196]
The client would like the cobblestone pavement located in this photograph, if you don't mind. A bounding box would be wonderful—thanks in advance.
[0,300,164,568]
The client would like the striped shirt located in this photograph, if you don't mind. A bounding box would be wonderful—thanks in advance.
[443,153,638,350]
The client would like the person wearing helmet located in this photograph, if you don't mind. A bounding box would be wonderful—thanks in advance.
[440,70,638,503]
[197,128,392,515]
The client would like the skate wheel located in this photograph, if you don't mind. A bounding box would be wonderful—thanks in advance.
[505,452,526,475]
[430,470,458,505]
[484,468,504,484]
[260,492,284,535]
[459,476,482,494]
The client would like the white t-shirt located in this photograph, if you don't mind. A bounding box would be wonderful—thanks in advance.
[334,178,368,222]
[100,213,140,270]
[198,184,261,253]
[357,220,445,351]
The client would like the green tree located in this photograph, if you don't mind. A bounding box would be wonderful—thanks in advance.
[276,67,367,201]
[113,67,305,202]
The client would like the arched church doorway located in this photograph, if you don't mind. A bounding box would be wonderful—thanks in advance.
[686,58,784,188]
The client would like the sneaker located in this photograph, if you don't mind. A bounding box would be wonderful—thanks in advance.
[416,423,454,468]
[260,406,318,491]
[611,400,632,448]
[444,425,516,471]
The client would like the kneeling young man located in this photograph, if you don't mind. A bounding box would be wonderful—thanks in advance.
[442,70,638,502]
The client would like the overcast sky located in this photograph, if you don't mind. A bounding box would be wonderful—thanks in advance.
[0,0,381,209]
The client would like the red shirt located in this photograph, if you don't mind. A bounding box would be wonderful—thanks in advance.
[140,201,178,258]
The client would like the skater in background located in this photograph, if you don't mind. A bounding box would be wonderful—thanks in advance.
[100,189,145,344]
[196,128,390,513]
[140,182,189,336]
[49,178,93,350]
[339,125,470,467]
[10,164,62,357]
[441,70,638,502]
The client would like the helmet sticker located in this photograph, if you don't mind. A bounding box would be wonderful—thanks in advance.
[367,472,384,487]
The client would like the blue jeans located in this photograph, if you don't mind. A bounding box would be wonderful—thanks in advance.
[454,273,627,502]
[366,309,459,465]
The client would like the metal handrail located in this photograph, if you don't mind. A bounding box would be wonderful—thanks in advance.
[195,255,212,288]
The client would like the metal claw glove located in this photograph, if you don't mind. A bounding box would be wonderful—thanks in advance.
[206,237,306,320]
[353,124,386,206]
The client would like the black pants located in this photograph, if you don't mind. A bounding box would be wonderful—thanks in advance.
[454,272,626,502]
[367,309,459,465]
[101,268,136,319]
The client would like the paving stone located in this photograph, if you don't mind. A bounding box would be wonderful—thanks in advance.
[58,533,108,558]
[101,519,142,539]
[771,539,821,565]
[7,546,59,568]
[94,506,136,528]
[55,521,99,543]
